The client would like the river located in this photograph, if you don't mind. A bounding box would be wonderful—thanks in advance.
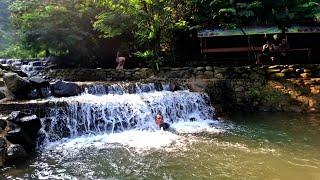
[1,83,319,179]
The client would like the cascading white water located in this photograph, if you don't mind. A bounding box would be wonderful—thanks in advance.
[40,83,216,144]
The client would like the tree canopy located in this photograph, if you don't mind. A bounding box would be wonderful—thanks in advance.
[0,0,319,67]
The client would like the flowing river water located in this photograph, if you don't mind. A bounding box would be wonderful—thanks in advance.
[1,83,320,179]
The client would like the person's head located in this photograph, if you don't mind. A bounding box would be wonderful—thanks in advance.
[155,114,164,125]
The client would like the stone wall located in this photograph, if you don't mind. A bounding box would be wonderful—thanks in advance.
[47,64,320,114]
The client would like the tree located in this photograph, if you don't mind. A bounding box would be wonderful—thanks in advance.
[4,0,320,65]
[93,0,189,66]
[0,0,13,51]
[9,0,104,63]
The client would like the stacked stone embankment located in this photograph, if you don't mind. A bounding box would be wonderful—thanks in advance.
[0,63,319,115]
[47,64,320,114]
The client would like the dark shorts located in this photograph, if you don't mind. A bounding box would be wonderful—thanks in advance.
[160,123,170,130]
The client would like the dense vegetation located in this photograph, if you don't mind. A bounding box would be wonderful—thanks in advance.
[0,0,319,67]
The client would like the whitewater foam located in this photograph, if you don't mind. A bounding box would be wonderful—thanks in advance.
[42,119,227,155]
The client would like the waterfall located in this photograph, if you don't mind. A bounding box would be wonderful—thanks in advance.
[40,83,215,144]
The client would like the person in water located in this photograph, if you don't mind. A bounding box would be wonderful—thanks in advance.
[155,114,170,130]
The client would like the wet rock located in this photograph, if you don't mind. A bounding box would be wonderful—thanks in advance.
[3,73,32,97]
[196,67,205,71]
[28,77,50,98]
[29,76,48,85]
[52,80,81,97]
[7,111,41,138]
[27,88,39,99]
[0,64,14,71]
[0,80,5,87]
[6,144,27,159]
[0,90,5,100]
[154,82,163,91]
[168,82,181,91]
[0,137,6,167]
[7,111,31,122]
[127,84,136,94]
[6,127,35,151]
[205,66,213,71]
[6,111,41,149]
[0,119,7,130]
[13,70,28,77]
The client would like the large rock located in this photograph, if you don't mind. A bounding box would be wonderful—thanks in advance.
[0,137,6,167]
[5,127,35,151]
[7,111,41,138]
[29,76,48,86]
[13,70,28,77]
[0,119,7,130]
[0,90,5,100]
[28,77,51,98]
[3,73,31,97]
[6,144,27,159]
[6,111,41,151]
[52,80,81,97]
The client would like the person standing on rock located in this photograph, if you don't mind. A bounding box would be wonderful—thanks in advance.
[116,51,126,70]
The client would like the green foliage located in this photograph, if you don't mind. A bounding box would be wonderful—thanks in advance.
[9,0,103,61]
[0,0,14,51]
[92,0,192,64]
[0,44,35,58]
[1,0,319,65]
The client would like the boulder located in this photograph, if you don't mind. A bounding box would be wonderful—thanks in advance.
[3,73,31,97]
[0,119,7,130]
[52,80,81,97]
[27,88,39,99]
[0,90,5,100]
[7,111,41,138]
[29,76,48,86]
[0,137,6,167]
[154,82,163,91]
[5,127,35,151]
[7,111,31,122]
[40,87,51,98]
[6,144,27,159]
[13,70,28,77]
[28,61,42,67]
[28,77,51,98]
[0,64,14,71]
[205,66,213,71]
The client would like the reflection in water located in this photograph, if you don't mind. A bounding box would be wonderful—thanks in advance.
[2,112,320,180]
